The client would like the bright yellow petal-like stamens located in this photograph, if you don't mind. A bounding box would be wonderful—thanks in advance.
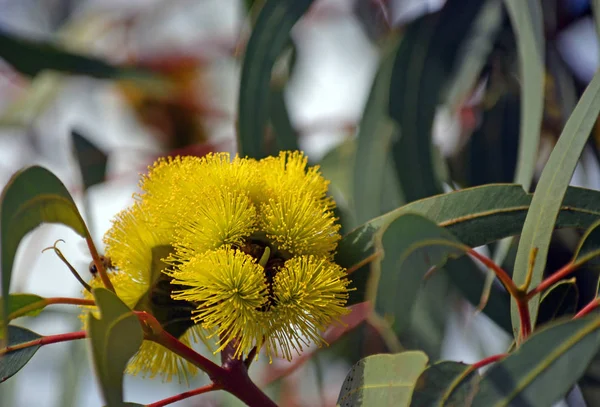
[267,255,351,360]
[168,247,269,358]
[260,193,341,257]
[103,202,172,284]
[173,188,257,261]
[259,151,330,204]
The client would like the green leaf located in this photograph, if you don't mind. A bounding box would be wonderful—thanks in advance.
[338,184,600,331]
[0,31,156,81]
[1,294,45,323]
[372,214,467,337]
[270,89,299,152]
[505,0,545,190]
[410,361,477,406]
[471,316,600,406]
[353,40,400,225]
[71,129,108,191]
[512,69,600,336]
[388,0,494,201]
[1,166,89,340]
[336,351,428,407]
[87,288,143,407]
[0,325,42,382]
[238,0,314,158]
[592,0,600,53]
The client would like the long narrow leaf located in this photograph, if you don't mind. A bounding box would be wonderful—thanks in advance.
[512,70,600,336]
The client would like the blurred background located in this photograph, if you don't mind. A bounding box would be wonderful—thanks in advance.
[1,0,600,406]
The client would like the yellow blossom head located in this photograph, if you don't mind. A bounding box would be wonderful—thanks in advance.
[91,150,350,366]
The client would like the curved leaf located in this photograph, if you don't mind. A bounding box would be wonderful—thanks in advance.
[0,325,42,382]
[471,316,600,406]
[1,294,45,323]
[238,0,314,158]
[410,361,477,407]
[512,69,600,336]
[353,40,400,225]
[573,219,600,267]
[87,288,143,407]
[1,166,89,339]
[505,0,545,190]
[337,351,428,407]
[372,214,467,336]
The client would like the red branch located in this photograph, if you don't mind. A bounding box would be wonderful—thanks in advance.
[527,262,577,299]
[575,299,600,319]
[0,331,86,356]
[470,353,507,371]
[146,383,222,407]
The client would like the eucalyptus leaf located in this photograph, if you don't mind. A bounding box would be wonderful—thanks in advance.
[87,288,143,407]
[410,361,477,406]
[1,294,45,324]
[1,166,89,340]
[337,351,428,407]
[372,213,467,337]
[512,69,600,336]
[238,0,314,158]
[388,0,493,202]
[471,316,600,406]
[0,325,42,382]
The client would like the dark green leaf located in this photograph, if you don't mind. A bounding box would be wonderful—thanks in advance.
[238,0,314,158]
[505,0,545,190]
[0,325,42,382]
[373,213,467,337]
[0,31,156,81]
[512,69,600,336]
[353,40,400,225]
[71,129,108,191]
[270,89,299,152]
[410,361,477,406]
[471,316,600,406]
[388,0,494,201]
[1,166,89,339]
[87,288,143,407]
[337,351,428,407]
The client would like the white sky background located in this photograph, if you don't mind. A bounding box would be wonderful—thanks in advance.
[0,0,597,406]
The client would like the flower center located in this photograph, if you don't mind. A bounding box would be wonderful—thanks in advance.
[239,239,286,311]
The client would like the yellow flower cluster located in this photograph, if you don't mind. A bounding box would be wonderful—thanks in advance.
[83,151,351,381]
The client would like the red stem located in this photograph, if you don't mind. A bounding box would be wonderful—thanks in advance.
[146,383,222,407]
[527,262,576,299]
[575,298,600,319]
[470,353,507,371]
[0,331,86,356]
[149,321,277,407]
[517,300,532,340]
[467,249,520,297]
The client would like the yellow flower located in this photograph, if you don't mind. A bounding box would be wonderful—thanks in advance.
[168,247,269,359]
[82,202,210,382]
[260,192,340,257]
[96,150,350,363]
[266,256,351,360]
